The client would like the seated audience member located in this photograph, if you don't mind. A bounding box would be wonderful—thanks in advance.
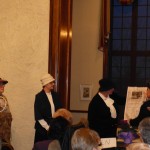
[52,108,73,125]
[48,109,73,147]
[126,142,150,150]
[33,116,69,150]
[138,117,150,145]
[129,82,150,127]
[50,109,86,150]
[49,108,73,141]
[71,128,101,150]
[60,119,86,150]
[33,109,72,150]
[124,115,150,150]
[48,116,70,141]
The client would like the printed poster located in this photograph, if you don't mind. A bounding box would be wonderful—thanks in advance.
[124,87,147,120]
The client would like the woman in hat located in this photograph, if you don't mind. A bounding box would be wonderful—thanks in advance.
[34,73,62,143]
[88,78,118,138]
[0,77,12,143]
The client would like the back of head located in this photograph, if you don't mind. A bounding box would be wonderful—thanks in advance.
[126,142,150,150]
[99,78,115,92]
[71,128,101,150]
[53,108,73,125]
[48,116,70,140]
[48,140,61,150]
[138,117,150,145]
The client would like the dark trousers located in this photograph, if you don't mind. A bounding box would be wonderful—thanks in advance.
[34,128,48,144]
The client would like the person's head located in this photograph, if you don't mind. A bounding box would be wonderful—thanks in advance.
[99,78,115,97]
[53,108,73,125]
[138,117,150,145]
[126,142,150,150]
[40,73,55,92]
[71,128,101,150]
[48,116,70,140]
[0,78,8,95]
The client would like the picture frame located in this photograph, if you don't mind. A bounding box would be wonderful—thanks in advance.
[80,84,93,100]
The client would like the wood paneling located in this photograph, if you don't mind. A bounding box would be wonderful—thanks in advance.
[49,0,72,108]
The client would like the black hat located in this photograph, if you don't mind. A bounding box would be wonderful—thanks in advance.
[99,78,115,91]
[0,78,8,85]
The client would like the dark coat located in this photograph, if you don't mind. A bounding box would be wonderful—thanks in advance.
[34,90,62,143]
[130,100,150,127]
[88,93,118,138]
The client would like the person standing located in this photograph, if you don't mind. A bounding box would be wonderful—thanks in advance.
[88,78,118,138]
[128,82,150,127]
[0,77,12,143]
[34,73,62,143]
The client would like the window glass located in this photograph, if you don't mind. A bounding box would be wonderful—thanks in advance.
[109,0,150,95]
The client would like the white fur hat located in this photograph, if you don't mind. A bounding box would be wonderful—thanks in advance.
[40,73,55,86]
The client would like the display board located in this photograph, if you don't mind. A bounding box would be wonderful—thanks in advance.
[124,87,147,120]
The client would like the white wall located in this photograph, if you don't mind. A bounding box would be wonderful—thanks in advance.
[0,0,50,149]
[0,0,103,149]
[70,0,103,118]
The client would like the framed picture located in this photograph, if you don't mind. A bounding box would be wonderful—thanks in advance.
[80,84,93,100]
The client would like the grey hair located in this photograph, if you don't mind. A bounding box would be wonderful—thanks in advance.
[126,142,150,150]
[71,128,101,150]
[138,117,150,145]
